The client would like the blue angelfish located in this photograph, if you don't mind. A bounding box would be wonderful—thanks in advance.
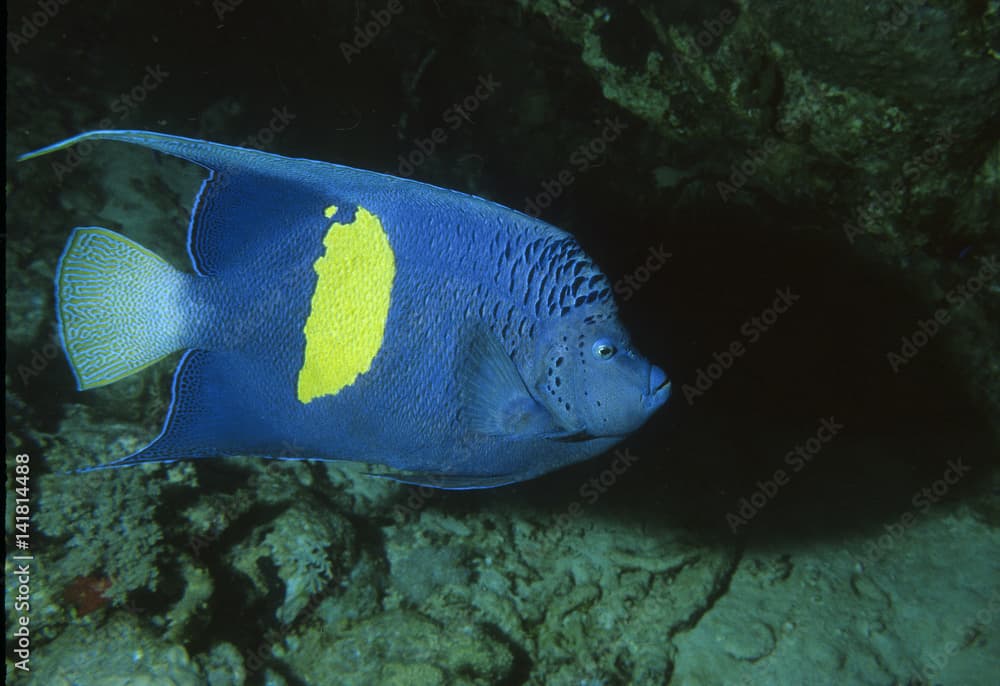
[20,130,671,488]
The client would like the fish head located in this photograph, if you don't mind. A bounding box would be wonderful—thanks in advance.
[534,311,670,440]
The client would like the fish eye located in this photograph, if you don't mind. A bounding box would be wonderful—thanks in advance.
[592,338,616,361]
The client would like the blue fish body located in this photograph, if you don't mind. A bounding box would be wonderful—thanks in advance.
[22,130,671,489]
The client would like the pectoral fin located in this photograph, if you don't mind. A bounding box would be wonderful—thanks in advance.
[458,323,562,439]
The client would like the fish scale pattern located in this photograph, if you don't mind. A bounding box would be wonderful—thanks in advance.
[489,231,615,319]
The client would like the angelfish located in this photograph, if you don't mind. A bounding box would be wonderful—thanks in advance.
[20,130,671,489]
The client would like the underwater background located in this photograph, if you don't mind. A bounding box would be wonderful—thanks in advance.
[5,1,999,684]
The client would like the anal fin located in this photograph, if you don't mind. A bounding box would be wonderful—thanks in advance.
[365,469,520,490]
[83,350,279,469]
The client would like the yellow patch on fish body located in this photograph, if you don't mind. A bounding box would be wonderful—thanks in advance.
[297,204,395,403]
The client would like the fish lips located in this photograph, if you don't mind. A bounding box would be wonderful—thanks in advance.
[643,365,671,410]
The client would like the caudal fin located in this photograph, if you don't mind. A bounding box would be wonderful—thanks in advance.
[56,227,189,389]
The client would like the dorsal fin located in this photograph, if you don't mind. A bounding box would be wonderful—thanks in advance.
[19,130,337,275]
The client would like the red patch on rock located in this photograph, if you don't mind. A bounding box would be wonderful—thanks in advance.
[64,575,113,616]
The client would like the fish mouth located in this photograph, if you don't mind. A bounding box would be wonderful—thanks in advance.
[548,430,629,445]
[548,429,601,443]
[643,365,671,409]
[648,364,669,394]
[545,424,628,443]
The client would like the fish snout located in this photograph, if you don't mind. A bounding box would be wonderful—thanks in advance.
[645,365,671,408]
[648,365,669,394]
